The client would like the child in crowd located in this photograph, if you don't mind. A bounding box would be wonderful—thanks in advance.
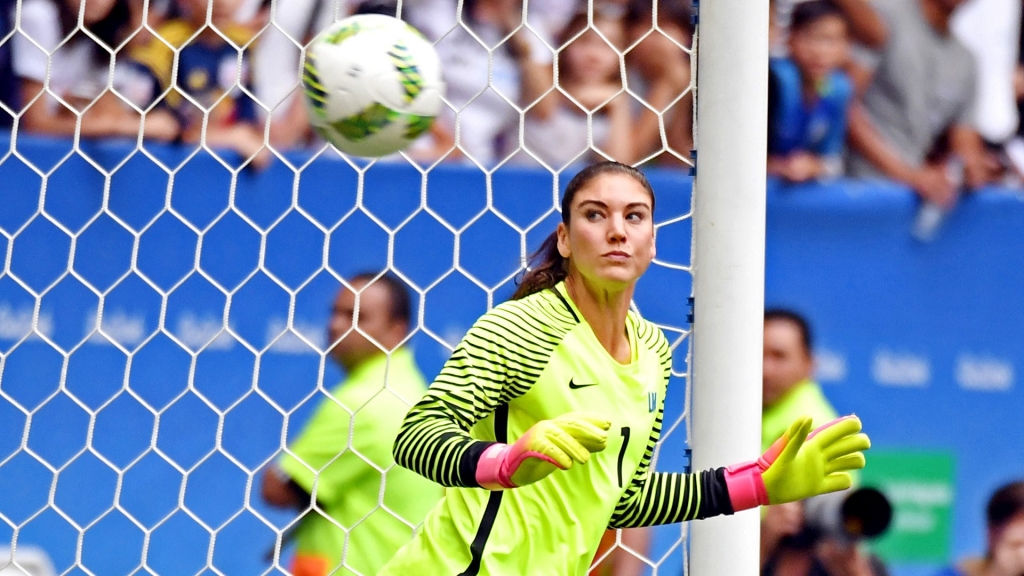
[767,0,852,182]
[131,0,269,167]
[517,11,634,168]
[12,0,179,139]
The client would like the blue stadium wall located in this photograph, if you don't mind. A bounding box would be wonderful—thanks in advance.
[0,136,1021,574]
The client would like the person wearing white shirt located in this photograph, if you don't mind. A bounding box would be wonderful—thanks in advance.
[951,0,1021,146]
[407,0,556,165]
[11,0,177,140]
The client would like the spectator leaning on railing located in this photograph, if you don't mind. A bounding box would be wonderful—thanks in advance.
[950,0,1021,184]
[11,0,179,140]
[767,0,853,183]
[129,0,269,167]
[844,0,995,209]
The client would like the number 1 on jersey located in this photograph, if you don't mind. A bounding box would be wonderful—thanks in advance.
[616,426,631,488]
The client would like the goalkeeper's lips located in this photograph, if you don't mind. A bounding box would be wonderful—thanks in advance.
[602,251,630,261]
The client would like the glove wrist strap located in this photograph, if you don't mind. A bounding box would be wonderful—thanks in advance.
[476,443,516,490]
[723,460,770,511]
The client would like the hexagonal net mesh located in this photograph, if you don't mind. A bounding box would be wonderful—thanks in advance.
[0,0,695,573]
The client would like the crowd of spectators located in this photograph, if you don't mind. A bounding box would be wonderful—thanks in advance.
[0,0,695,169]
[769,0,1024,211]
[1,0,1023,197]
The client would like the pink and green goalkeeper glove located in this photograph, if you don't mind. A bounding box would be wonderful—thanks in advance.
[476,412,611,490]
[724,415,871,511]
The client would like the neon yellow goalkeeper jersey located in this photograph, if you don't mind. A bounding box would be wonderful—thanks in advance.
[380,282,734,576]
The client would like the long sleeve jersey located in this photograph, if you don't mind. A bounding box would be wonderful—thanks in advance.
[380,282,735,576]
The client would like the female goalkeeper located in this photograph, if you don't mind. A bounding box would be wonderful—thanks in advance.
[379,161,870,575]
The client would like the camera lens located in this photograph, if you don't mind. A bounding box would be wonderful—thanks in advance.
[841,487,893,539]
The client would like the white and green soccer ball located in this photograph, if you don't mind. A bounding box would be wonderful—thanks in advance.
[302,14,445,157]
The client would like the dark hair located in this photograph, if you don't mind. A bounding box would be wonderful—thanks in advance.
[764,308,813,356]
[351,272,412,325]
[789,0,847,33]
[57,0,132,68]
[512,161,655,300]
[987,480,1024,531]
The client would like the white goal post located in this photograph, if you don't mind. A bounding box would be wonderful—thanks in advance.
[689,0,769,572]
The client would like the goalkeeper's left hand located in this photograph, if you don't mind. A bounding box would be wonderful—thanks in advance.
[475,412,610,490]
[724,415,870,511]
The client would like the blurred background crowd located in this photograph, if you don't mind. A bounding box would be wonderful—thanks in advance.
[1,1,1023,575]
[0,0,696,169]
[1,0,1019,201]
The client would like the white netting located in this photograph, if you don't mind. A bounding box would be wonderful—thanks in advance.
[0,0,695,573]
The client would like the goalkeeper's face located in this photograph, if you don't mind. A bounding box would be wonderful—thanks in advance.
[557,173,656,289]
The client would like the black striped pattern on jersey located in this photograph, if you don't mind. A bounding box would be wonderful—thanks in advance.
[608,321,671,524]
[608,320,734,527]
[392,290,579,487]
[609,469,734,527]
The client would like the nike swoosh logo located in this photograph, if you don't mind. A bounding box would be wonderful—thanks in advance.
[568,378,598,390]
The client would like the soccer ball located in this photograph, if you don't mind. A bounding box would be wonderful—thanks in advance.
[302,14,445,158]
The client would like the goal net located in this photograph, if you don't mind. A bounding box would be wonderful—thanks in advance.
[0,0,696,573]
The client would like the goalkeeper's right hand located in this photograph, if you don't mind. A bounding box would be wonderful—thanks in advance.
[475,412,611,490]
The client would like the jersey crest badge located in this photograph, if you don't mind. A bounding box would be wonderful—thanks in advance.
[648,392,657,413]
